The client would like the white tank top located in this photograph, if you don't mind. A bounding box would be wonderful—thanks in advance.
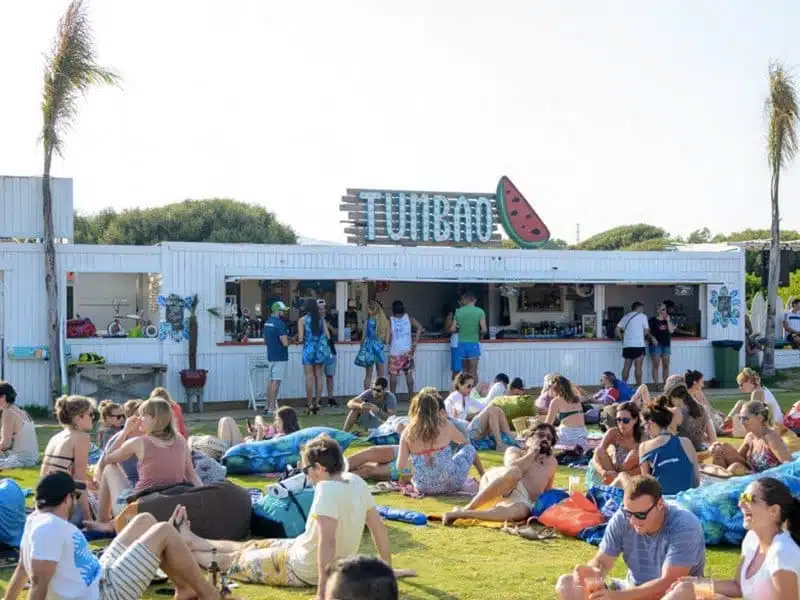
[390,315,412,355]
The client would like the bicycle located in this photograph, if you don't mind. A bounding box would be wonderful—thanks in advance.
[105,299,158,338]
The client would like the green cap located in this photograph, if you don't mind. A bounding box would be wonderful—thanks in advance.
[271,301,288,313]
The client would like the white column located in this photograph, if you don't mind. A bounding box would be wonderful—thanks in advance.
[335,281,347,342]
[594,285,606,339]
[698,285,708,338]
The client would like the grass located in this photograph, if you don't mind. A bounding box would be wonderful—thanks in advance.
[1,392,797,599]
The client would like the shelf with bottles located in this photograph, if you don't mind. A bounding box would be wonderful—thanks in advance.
[517,320,584,339]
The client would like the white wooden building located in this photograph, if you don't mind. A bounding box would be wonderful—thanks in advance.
[0,176,768,408]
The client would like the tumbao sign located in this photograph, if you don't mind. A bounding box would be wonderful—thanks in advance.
[340,176,550,249]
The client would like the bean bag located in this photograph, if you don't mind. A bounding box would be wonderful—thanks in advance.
[0,479,26,548]
[222,427,356,475]
[490,395,535,422]
[368,432,400,446]
[253,487,314,538]
[672,461,800,546]
[471,432,519,451]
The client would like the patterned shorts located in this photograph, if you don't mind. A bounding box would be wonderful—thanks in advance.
[99,540,161,600]
[228,539,309,587]
[388,351,415,376]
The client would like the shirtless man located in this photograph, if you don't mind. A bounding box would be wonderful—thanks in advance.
[442,423,558,525]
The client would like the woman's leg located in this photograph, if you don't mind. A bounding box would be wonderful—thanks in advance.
[363,366,374,392]
[98,464,129,522]
[661,354,671,382]
[711,442,745,468]
[217,416,243,447]
[650,355,660,386]
[313,365,323,406]
[303,365,314,407]
[631,384,651,408]
[346,446,397,471]
[376,362,386,378]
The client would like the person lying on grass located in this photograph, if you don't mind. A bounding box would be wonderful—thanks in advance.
[555,475,705,600]
[442,422,557,526]
[172,434,393,600]
[663,477,800,600]
[5,472,226,600]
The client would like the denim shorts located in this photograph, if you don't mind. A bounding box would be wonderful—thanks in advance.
[648,345,671,357]
[458,342,481,360]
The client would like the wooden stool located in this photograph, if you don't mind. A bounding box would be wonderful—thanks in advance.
[185,387,205,414]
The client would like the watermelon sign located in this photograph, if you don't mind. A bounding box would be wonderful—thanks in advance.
[340,177,549,249]
[496,176,551,249]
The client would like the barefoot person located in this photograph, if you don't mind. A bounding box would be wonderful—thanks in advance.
[4,472,223,600]
[442,423,558,526]
[555,475,705,600]
[0,381,38,470]
[174,434,392,597]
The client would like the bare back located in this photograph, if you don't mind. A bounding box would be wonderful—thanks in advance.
[41,429,88,477]
[404,419,458,455]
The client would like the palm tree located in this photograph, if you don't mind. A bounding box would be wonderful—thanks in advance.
[41,0,118,399]
[762,61,798,377]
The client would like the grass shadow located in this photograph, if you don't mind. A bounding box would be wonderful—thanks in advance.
[400,578,461,600]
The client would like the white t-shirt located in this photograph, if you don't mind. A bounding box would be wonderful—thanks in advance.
[444,391,485,420]
[784,310,800,334]
[618,312,649,348]
[287,473,376,584]
[390,315,412,356]
[20,511,101,600]
[740,530,800,599]
[761,387,784,422]
[480,382,507,405]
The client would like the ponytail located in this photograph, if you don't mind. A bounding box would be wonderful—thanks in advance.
[789,498,800,547]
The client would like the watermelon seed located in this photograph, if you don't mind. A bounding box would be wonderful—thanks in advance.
[511,196,520,203]
[525,214,532,219]
[533,228,540,235]
[510,210,518,216]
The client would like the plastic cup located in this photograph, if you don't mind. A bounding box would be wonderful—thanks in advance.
[693,579,714,600]
[568,475,582,494]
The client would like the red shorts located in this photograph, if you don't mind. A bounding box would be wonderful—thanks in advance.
[389,351,415,375]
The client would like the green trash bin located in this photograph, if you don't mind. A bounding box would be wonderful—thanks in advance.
[712,340,744,389]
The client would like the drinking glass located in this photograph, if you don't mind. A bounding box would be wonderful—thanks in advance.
[583,576,604,599]
[693,578,714,600]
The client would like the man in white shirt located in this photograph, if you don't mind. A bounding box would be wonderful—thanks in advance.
[5,471,222,600]
[615,302,651,386]
[783,298,800,349]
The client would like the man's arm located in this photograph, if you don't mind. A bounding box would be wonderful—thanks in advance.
[315,515,338,598]
[279,334,289,347]
[26,559,58,600]
[3,562,29,600]
[376,395,397,421]
[411,316,424,345]
[614,564,694,600]
[365,507,392,566]
[479,315,488,336]
[783,315,793,334]
[504,446,534,470]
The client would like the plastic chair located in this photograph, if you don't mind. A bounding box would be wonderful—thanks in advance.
[247,354,270,412]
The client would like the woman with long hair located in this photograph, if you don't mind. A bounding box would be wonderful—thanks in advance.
[150,386,188,438]
[535,373,560,416]
[725,368,784,438]
[665,477,800,600]
[684,369,726,435]
[41,395,97,524]
[444,372,515,451]
[354,299,389,390]
[96,400,124,450]
[586,401,642,488]
[638,396,698,495]
[667,383,717,451]
[396,388,478,495]
[0,380,38,469]
[711,400,792,476]
[298,298,332,414]
[545,375,588,448]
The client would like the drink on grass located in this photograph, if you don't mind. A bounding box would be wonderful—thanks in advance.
[693,579,714,600]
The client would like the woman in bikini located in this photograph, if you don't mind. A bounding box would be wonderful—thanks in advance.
[586,401,642,488]
[41,395,97,524]
[667,383,717,451]
[545,375,588,448]
[0,381,38,470]
[684,369,725,435]
[711,400,792,476]
[396,388,479,495]
[725,368,784,438]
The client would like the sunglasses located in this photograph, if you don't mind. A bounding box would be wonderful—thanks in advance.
[739,415,750,423]
[372,388,385,395]
[464,383,474,389]
[110,414,124,420]
[616,417,632,424]
[739,491,759,505]
[622,501,658,521]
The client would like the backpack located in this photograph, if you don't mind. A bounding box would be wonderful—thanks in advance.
[253,480,314,538]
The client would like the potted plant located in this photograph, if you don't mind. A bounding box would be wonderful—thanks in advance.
[179,294,208,388]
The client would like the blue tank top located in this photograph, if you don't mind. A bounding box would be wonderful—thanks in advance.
[641,435,695,495]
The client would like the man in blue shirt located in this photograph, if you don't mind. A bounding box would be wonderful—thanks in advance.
[555,475,705,599]
[264,301,290,414]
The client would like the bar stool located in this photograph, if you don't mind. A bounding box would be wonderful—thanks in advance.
[247,354,269,412]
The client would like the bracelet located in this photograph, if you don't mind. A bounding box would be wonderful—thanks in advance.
[398,467,412,477]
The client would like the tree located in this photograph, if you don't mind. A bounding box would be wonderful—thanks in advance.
[573,224,668,251]
[762,62,798,377]
[779,269,800,303]
[74,199,297,245]
[500,237,569,250]
[687,227,712,243]
[41,0,118,398]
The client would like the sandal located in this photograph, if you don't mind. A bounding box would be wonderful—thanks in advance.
[311,404,320,415]
[501,523,557,541]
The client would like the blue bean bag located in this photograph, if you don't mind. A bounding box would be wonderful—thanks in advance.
[471,432,520,451]
[252,488,314,538]
[368,432,399,446]
[222,427,357,475]
[672,461,800,546]
[0,479,26,548]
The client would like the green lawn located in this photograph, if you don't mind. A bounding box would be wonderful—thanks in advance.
[1,392,796,599]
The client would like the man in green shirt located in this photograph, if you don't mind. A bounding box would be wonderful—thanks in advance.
[450,290,487,377]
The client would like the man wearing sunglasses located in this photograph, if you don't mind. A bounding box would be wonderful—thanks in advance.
[441,423,558,526]
[343,377,397,433]
[556,475,705,600]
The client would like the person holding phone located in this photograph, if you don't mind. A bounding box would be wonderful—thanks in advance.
[648,303,676,388]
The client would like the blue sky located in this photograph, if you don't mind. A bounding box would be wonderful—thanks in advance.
[1,1,799,244]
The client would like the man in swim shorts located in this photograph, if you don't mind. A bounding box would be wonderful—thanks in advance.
[441,423,558,525]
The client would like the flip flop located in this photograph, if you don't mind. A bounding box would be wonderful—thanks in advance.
[502,523,557,541]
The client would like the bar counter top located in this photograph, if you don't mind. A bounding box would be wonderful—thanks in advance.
[217,337,704,346]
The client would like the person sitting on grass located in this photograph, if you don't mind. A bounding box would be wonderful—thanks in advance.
[172,434,392,598]
[508,377,525,395]
[586,401,642,489]
[96,399,124,450]
[324,556,398,600]
[150,385,189,438]
[639,397,699,495]
[724,368,784,438]
[667,383,717,451]
[396,387,480,495]
[663,476,800,600]
[535,373,560,416]
[343,377,397,433]
[442,423,557,526]
[545,375,588,448]
[445,372,516,451]
[710,400,792,476]
[4,472,224,600]
[204,405,302,458]
[475,373,510,405]
[555,475,705,600]
[0,380,39,470]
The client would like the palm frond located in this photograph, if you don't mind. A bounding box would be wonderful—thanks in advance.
[41,0,120,156]
[765,61,799,170]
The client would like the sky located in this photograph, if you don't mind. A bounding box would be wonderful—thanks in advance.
[2,1,800,245]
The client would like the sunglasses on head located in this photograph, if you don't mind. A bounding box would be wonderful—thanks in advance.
[616,417,632,424]
[622,501,658,521]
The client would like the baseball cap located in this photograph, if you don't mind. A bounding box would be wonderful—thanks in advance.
[271,301,288,313]
[35,471,86,509]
